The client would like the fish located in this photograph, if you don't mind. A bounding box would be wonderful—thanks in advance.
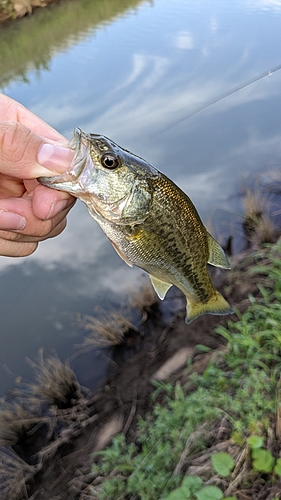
[38,128,233,324]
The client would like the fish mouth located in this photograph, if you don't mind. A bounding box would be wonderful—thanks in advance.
[38,128,93,196]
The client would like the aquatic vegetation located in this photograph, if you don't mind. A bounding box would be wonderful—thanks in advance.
[129,280,159,316]
[0,402,40,447]
[77,281,159,350]
[0,448,36,500]
[0,353,98,498]
[242,189,275,244]
[29,353,82,408]
[78,309,138,348]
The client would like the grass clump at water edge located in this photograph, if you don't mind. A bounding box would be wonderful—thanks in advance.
[88,239,281,500]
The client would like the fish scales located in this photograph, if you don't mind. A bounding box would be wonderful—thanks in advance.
[121,173,213,300]
[38,128,233,323]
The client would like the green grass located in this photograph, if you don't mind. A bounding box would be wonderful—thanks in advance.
[89,239,281,500]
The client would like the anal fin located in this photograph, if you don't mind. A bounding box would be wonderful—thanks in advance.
[149,275,172,300]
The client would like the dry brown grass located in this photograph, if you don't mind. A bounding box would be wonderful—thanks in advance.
[29,353,82,408]
[129,280,158,311]
[242,189,275,244]
[0,449,36,500]
[74,285,159,350]
[242,188,266,218]
[0,402,41,447]
[128,280,159,322]
[78,309,138,348]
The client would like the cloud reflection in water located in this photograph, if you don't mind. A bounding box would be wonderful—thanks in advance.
[1,0,281,396]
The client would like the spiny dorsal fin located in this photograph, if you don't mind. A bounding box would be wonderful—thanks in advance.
[207,232,231,269]
[149,275,172,300]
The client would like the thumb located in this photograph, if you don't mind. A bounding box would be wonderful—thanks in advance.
[0,122,73,179]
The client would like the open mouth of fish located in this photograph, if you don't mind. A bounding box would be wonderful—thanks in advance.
[38,128,96,196]
[38,128,135,220]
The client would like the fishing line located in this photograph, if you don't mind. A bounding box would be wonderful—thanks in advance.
[154,63,281,138]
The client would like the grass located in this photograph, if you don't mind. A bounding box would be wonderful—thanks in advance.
[0,353,98,499]
[29,352,82,408]
[242,189,275,244]
[77,309,138,348]
[76,282,158,349]
[88,239,281,500]
[0,449,36,500]
[128,281,159,323]
[0,402,41,447]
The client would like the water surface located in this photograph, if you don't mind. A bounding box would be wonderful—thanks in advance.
[0,0,281,395]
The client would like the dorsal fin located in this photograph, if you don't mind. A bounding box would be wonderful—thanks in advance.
[207,233,231,269]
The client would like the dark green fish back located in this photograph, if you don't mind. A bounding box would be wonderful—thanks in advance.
[144,173,214,300]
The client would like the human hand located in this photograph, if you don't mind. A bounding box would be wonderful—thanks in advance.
[0,94,76,257]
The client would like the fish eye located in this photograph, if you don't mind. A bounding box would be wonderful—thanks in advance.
[101,152,119,169]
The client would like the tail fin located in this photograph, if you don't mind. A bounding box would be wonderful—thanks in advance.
[185,291,233,324]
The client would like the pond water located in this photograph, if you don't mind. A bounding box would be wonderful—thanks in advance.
[0,0,281,396]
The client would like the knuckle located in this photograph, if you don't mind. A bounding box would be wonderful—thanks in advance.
[0,230,22,242]
[0,122,32,166]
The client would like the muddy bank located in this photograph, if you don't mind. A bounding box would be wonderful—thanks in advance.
[0,0,63,24]
[0,239,274,499]
[1,183,281,498]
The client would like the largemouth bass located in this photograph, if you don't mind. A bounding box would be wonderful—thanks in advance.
[39,128,233,323]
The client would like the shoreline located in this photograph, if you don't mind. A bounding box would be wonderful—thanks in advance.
[0,0,62,24]
[1,235,280,498]
[1,185,281,498]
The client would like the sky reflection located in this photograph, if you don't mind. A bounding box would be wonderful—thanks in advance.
[0,0,281,395]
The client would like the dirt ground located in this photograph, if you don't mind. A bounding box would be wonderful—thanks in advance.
[1,241,275,500]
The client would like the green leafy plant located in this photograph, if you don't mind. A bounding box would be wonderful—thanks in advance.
[274,458,281,476]
[164,476,203,499]
[251,448,275,473]
[90,241,281,500]
[164,476,236,500]
[195,486,223,500]
[247,435,277,474]
[211,453,235,477]
[246,435,264,449]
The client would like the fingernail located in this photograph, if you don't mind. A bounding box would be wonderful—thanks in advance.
[0,211,26,231]
[45,199,68,220]
[38,144,74,173]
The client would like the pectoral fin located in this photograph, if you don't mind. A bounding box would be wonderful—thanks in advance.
[149,275,172,300]
[207,233,231,269]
